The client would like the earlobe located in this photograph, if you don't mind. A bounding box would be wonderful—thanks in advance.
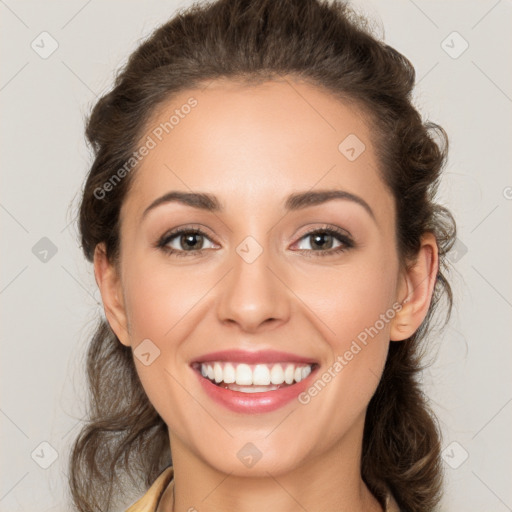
[93,243,131,347]
[390,233,439,342]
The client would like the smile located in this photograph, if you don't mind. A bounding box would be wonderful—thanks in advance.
[194,361,313,392]
[190,350,319,413]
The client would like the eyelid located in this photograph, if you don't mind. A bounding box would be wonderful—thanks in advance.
[291,224,353,244]
[159,223,216,239]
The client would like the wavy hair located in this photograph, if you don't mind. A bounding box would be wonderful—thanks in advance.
[69,1,456,510]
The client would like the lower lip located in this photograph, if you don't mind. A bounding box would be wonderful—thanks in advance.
[193,366,318,414]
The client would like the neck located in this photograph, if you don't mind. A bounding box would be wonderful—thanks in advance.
[161,417,383,512]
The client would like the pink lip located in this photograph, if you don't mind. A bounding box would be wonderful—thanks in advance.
[190,351,319,414]
[191,349,317,365]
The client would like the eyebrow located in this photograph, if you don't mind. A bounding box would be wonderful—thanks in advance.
[142,189,375,221]
[285,189,375,220]
[142,191,220,219]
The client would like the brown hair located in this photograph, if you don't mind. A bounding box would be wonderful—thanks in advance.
[70,0,456,510]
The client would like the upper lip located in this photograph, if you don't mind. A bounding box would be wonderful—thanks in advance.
[191,349,318,365]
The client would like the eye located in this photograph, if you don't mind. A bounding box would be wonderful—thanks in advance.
[293,227,354,255]
[157,227,217,256]
[156,225,353,257]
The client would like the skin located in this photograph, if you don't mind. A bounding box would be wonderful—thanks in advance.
[94,76,438,512]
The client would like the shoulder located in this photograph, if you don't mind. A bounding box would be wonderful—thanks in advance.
[125,466,174,512]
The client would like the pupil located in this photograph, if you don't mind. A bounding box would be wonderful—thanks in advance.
[181,233,202,250]
[312,233,332,250]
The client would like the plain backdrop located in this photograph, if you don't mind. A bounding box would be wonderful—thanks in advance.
[1,0,511,510]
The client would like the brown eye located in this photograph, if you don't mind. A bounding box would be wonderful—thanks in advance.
[308,232,335,250]
[296,230,348,251]
[179,232,205,251]
[158,228,217,255]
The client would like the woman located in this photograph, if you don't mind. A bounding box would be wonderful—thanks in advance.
[69,0,456,511]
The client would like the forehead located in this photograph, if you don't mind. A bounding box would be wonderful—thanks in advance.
[122,77,393,224]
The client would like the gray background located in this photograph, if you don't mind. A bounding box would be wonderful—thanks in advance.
[1,0,511,510]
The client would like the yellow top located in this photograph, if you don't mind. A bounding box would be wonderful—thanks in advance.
[125,466,401,512]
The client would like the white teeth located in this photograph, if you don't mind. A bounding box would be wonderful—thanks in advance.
[214,362,223,383]
[223,363,236,384]
[235,363,253,385]
[284,364,295,384]
[231,384,280,393]
[253,364,271,385]
[199,361,314,387]
[270,364,285,385]
[301,366,311,379]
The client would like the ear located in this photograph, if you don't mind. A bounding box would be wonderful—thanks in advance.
[390,232,439,341]
[93,243,131,347]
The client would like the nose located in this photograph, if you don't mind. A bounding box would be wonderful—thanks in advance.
[216,246,291,333]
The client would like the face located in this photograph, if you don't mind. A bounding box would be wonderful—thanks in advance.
[99,77,414,478]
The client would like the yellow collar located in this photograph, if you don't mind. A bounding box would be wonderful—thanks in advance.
[125,466,401,512]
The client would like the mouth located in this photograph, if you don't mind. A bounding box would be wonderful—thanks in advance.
[189,350,319,413]
[191,361,318,393]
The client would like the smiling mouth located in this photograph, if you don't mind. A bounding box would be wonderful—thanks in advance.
[191,361,318,393]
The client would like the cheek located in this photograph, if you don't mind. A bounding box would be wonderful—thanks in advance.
[290,258,397,439]
[121,254,215,341]
[119,256,204,437]
[293,252,399,349]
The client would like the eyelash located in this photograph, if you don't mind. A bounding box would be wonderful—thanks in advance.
[155,225,355,258]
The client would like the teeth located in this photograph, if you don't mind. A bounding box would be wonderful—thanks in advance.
[253,364,271,385]
[227,383,281,393]
[284,364,295,384]
[236,364,253,385]
[270,364,285,385]
[199,361,314,387]
[214,362,223,383]
[223,363,236,384]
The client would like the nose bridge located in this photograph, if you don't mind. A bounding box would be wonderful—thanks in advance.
[216,238,290,331]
